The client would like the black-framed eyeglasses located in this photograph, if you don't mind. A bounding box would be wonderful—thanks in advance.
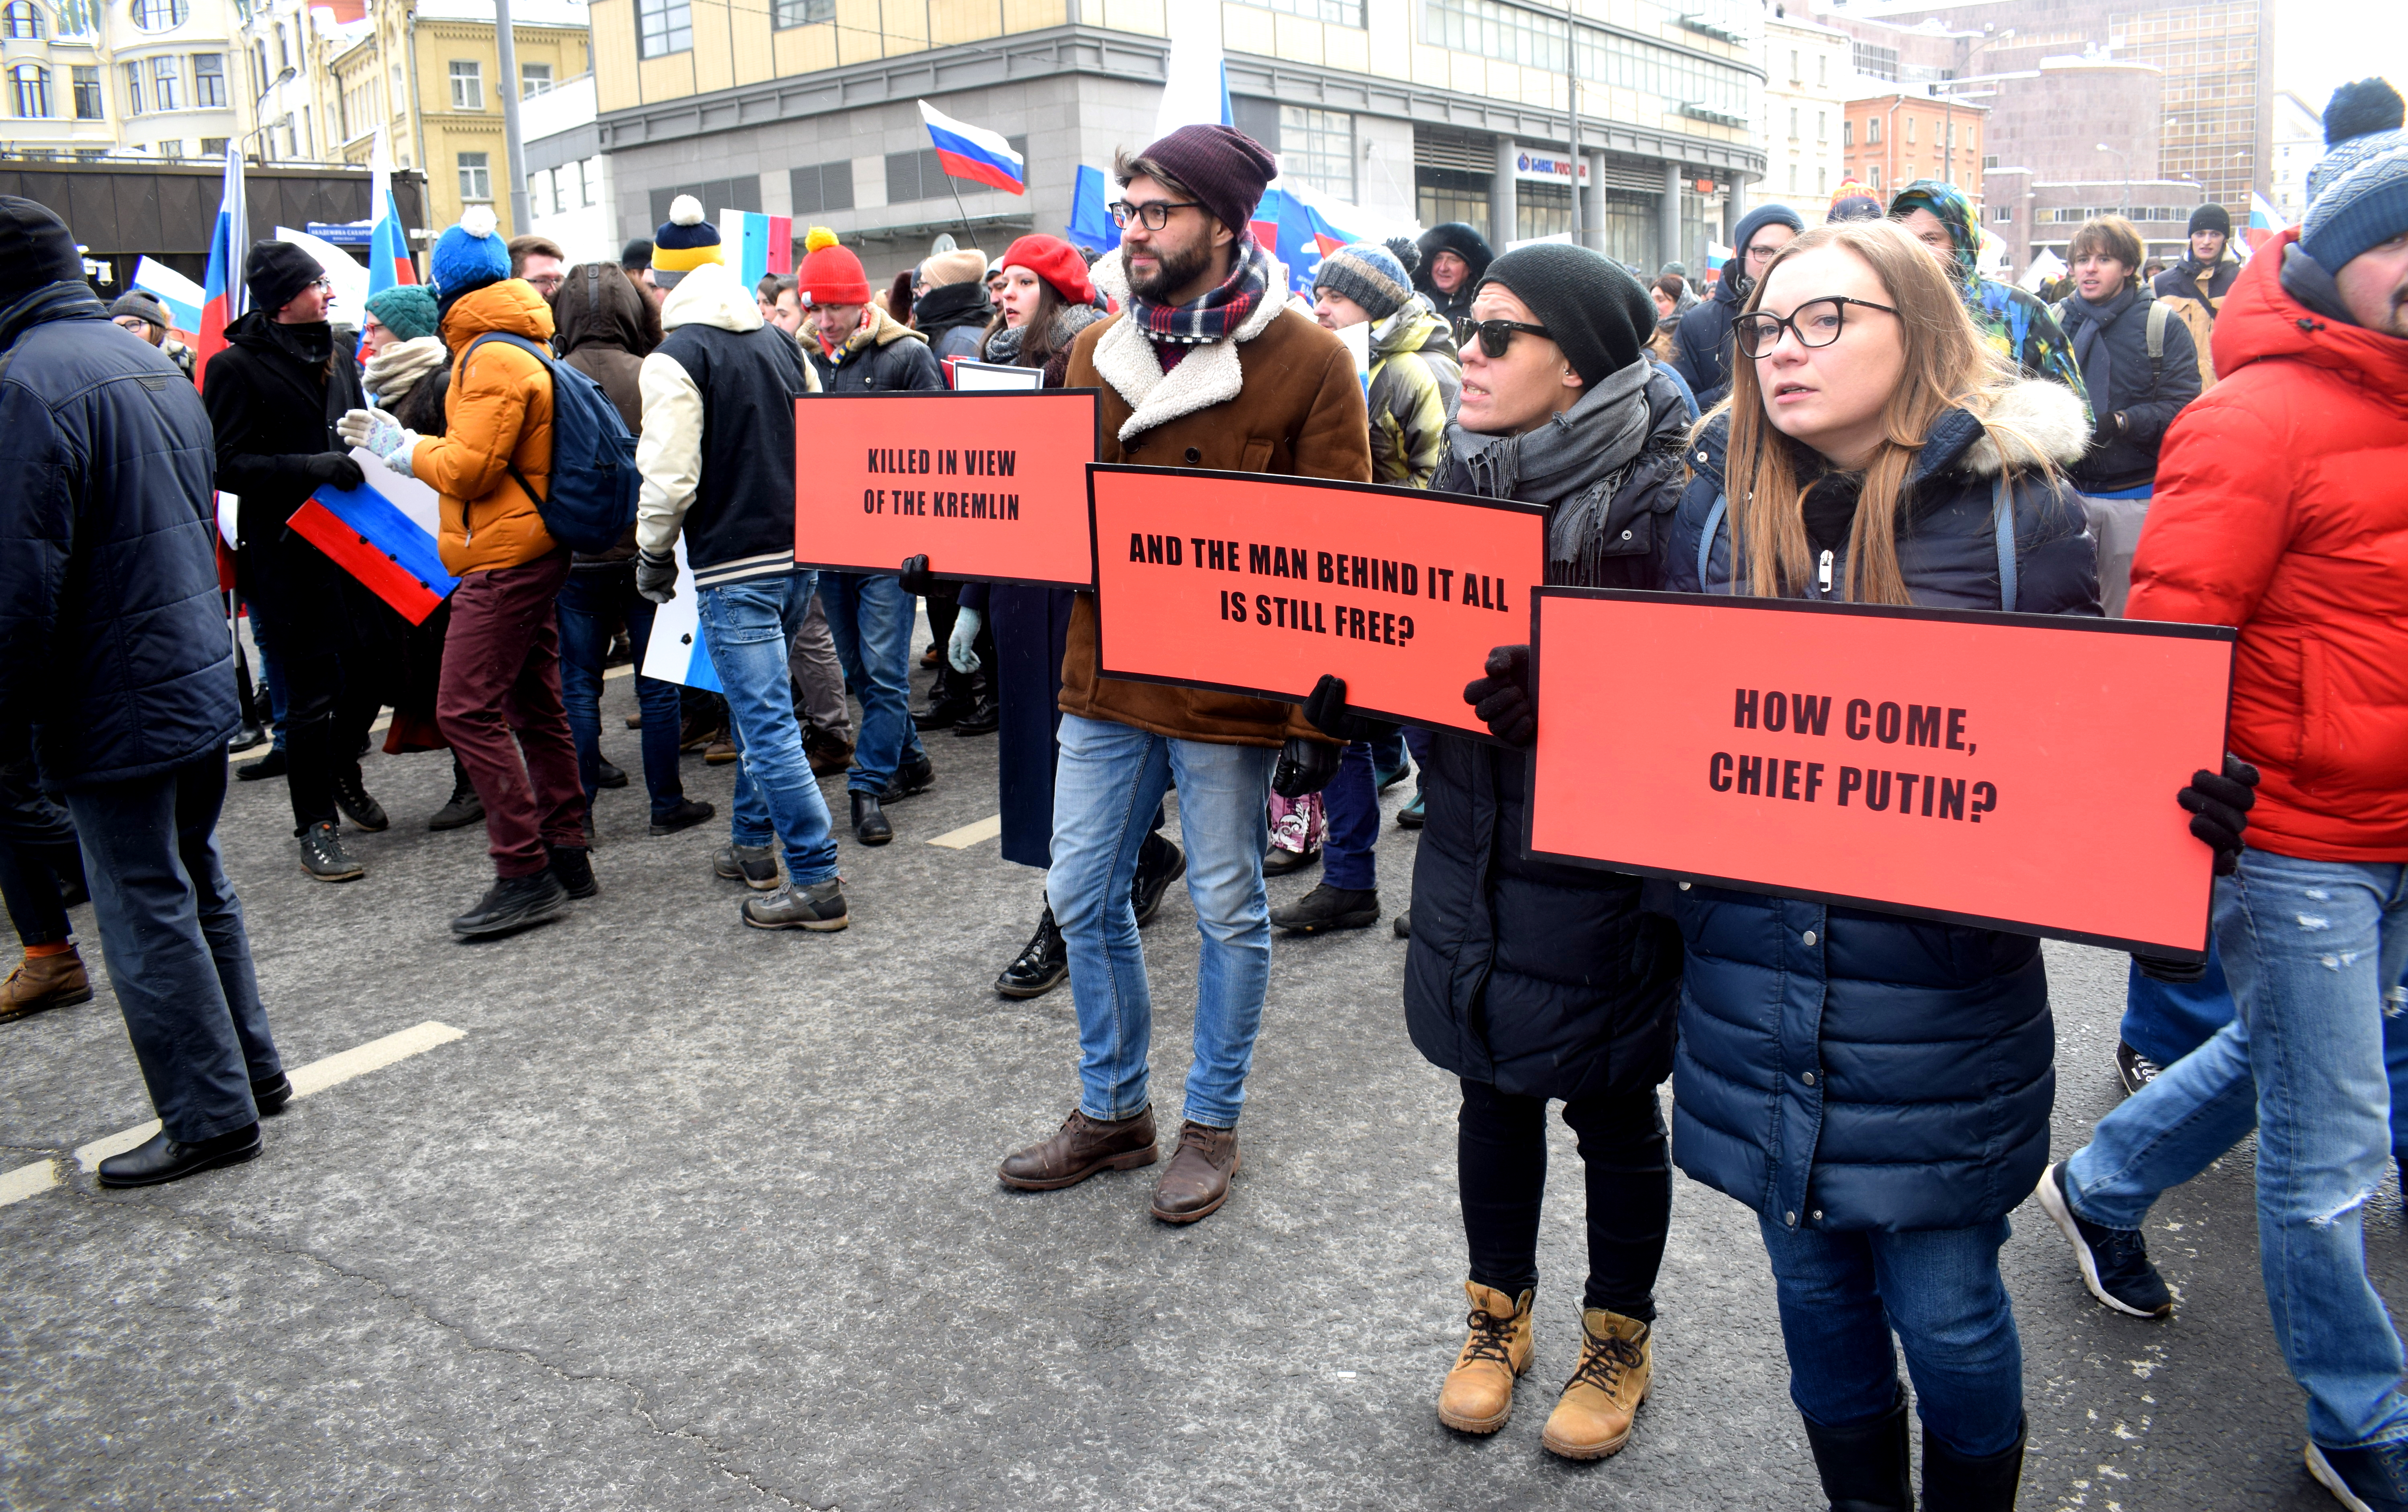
[1108,199,1202,231]
[1470,319,1552,359]
[1733,296,1898,358]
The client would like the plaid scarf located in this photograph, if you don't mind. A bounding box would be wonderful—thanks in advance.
[1128,238,1273,346]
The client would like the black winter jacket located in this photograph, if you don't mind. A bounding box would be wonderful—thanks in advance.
[0,281,238,790]
[809,311,944,394]
[1671,205,1804,410]
[2053,291,2202,494]
[1660,380,2099,1232]
[913,280,994,369]
[202,309,366,549]
[1402,369,1692,1101]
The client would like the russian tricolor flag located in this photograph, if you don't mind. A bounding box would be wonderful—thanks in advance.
[290,447,458,626]
[132,256,206,337]
[195,142,247,391]
[2246,192,2287,253]
[369,128,418,294]
[636,540,722,692]
[721,208,795,289]
[918,100,1025,196]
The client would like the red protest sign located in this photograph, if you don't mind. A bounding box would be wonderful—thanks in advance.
[1525,589,2237,955]
[1088,466,1546,738]
[793,390,1099,587]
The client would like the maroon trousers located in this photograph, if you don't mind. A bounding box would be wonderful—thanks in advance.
[437,551,584,878]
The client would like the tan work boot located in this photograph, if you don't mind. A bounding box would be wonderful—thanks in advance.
[0,945,94,1023]
[1541,1307,1651,1460]
[1436,1281,1533,1434]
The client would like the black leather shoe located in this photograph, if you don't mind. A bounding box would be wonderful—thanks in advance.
[229,723,267,754]
[596,757,629,789]
[851,791,894,845]
[648,797,715,836]
[332,764,389,832]
[881,753,936,801]
[236,748,288,782]
[1262,844,1319,878]
[1131,833,1186,927]
[997,907,1069,998]
[429,760,485,831]
[450,872,570,940]
[252,1072,293,1116]
[96,1122,262,1188]
[1270,884,1379,933]
[547,843,598,899]
[953,693,1000,737]
[913,697,973,731]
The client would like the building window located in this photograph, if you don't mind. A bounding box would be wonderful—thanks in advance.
[1422,0,1749,121]
[1278,106,1353,199]
[10,63,49,117]
[1816,110,1826,142]
[1981,154,1998,170]
[130,0,184,26]
[448,59,481,110]
[155,135,181,156]
[191,51,223,106]
[576,157,595,207]
[636,0,689,58]
[771,0,831,24]
[121,59,141,113]
[1788,48,1799,81]
[1786,106,1797,138]
[1991,204,2012,222]
[1905,116,1915,144]
[789,158,853,214]
[1786,163,1798,192]
[1868,165,1881,189]
[1841,119,1851,147]
[1816,53,1826,86]
[150,54,178,110]
[2,1,41,38]
[885,137,1025,203]
[458,149,490,201]
[200,134,224,153]
[1233,0,1363,26]
[1817,165,1827,194]
[1865,117,1880,144]
[649,177,759,229]
[72,63,100,116]
[1414,167,1488,237]
[1516,179,1571,242]
[520,61,550,96]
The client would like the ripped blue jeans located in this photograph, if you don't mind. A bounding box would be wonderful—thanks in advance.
[2065,849,2408,1449]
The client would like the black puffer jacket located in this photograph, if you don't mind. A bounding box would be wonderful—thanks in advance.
[913,279,993,368]
[2053,290,2202,494]
[202,307,366,549]
[1403,366,1692,1101]
[0,280,236,790]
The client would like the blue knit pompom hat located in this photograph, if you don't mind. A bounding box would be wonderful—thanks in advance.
[430,205,510,299]
[2302,143,2408,275]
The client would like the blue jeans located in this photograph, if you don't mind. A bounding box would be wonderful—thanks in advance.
[1757,1212,2025,1458]
[1321,742,1381,890]
[64,756,279,1142]
[2066,849,2408,1449]
[556,565,684,819]
[1047,713,1276,1129]
[695,574,838,887]
[819,571,926,796]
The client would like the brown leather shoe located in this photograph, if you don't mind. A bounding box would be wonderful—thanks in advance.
[998,1106,1157,1191]
[1436,1281,1534,1434]
[0,946,94,1023]
[1541,1307,1651,1460]
[1149,1120,1239,1224]
[704,737,738,766]
[804,730,854,777]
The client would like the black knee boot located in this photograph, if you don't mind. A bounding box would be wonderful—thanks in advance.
[1922,1413,2024,1512]
[1802,1384,1914,1511]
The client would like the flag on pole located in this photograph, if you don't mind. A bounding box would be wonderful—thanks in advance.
[1066,165,1122,253]
[637,540,722,691]
[195,142,247,391]
[2246,191,2287,252]
[289,449,459,625]
[1154,3,1232,138]
[132,256,206,336]
[721,209,795,288]
[1705,241,1735,272]
[368,128,418,294]
[917,101,1026,196]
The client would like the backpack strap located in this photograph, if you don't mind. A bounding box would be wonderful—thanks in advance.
[1698,490,1728,593]
[462,331,553,509]
[2144,298,2168,390]
[1992,473,2018,614]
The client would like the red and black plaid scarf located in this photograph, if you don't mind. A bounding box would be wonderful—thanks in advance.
[1128,239,1273,347]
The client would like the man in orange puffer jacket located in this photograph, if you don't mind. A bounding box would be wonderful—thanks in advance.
[342,207,588,940]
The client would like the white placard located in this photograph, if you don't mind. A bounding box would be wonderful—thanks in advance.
[950,360,1045,392]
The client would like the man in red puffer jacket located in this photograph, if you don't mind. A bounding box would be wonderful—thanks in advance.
[2038,143,2408,1512]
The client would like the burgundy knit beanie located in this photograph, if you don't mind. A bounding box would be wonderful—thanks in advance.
[1133,124,1277,242]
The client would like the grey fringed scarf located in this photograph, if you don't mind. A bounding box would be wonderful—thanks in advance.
[1444,356,1658,577]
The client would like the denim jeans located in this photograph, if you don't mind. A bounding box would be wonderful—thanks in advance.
[556,565,685,819]
[2065,849,2408,1449]
[1756,1212,2025,1458]
[64,756,279,1142]
[695,573,839,888]
[818,571,925,796]
[1047,713,1276,1130]
[1320,742,1381,890]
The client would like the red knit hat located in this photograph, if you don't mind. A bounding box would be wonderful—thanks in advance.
[1000,234,1095,307]
[795,226,871,306]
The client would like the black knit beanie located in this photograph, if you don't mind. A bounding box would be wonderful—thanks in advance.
[245,240,325,315]
[2187,202,2232,237]
[0,195,85,307]
[1477,242,1653,388]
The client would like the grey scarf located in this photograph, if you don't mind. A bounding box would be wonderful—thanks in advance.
[2063,286,2137,411]
[1446,357,1658,572]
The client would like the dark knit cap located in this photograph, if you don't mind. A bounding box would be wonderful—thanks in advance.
[1131,124,1277,242]
[1313,242,1414,321]
[2187,202,2232,237]
[620,238,654,270]
[1477,242,1653,389]
[110,289,172,329]
[2304,143,2408,274]
[245,240,326,314]
[0,194,85,306]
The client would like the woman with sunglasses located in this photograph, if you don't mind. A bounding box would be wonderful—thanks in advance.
[1660,219,2097,1510]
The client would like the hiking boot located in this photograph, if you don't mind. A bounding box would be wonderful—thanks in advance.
[1131,833,1186,927]
[678,712,725,752]
[332,764,388,832]
[1270,883,1379,933]
[1542,1308,1651,1460]
[0,946,94,1023]
[2036,1161,2173,1319]
[851,791,893,845]
[998,1106,1158,1191]
[996,907,1068,998]
[742,877,849,931]
[298,822,365,882]
[429,760,484,831]
[2116,1039,2164,1097]
[236,748,288,781]
[2309,1439,2408,1512]
[547,843,597,900]
[1149,1121,1239,1224]
[449,872,570,940]
[596,757,629,789]
[715,843,780,890]
[1802,1384,1914,1512]
[805,729,854,776]
[704,736,738,765]
[913,694,973,731]
[953,690,1000,736]
[1436,1281,1533,1435]
[1398,789,1426,829]
[1923,1414,2025,1511]
[94,1123,262,1188]
[882,753,936,801]
[1263,843,1319,878]
[648,797,715,836]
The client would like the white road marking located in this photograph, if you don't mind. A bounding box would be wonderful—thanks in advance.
[71,1020,467,1173]
[0,1159,60,1208]
[928,815,1004,849]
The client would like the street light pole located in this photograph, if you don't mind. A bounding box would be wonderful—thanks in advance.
[1565,1,1582,248]
[495,0,530,236]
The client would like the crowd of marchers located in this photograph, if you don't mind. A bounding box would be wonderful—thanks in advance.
[3,73,2407,1512]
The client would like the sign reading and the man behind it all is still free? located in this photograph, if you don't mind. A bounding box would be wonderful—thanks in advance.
[793,390,1100,588]
[1525,589,2237,957]
[1088,467,1546,739]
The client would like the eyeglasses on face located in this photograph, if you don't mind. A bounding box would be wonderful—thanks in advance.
[1108,199,1201,231]
[1470,318,1552,359]
[1733,295,1898,359]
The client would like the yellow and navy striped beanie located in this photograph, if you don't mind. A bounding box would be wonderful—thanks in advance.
[652,194,724,286]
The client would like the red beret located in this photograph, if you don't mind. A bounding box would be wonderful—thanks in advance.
[1001,234,1095,307]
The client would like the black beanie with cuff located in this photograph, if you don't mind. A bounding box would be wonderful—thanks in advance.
[1476,242,1655,389]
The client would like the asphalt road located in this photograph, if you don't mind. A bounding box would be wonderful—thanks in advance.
[3,645,2400,1511]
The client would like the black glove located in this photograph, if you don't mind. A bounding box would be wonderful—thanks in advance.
[304,452,364,491]
[2133,951,2208,985]
[2178,754,2259,876]
[1270,736,1341,798]
[635,547,678,604]
[897,553,939,597]
[1300,674,1397,745]
[1463,644,1535,748]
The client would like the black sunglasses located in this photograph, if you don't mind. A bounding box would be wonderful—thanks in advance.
[1469,318,1553,358]
[1108,199,1202,231]
[1733,296,1899,359]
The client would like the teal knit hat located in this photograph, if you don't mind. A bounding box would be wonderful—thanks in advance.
[365,283,439,341]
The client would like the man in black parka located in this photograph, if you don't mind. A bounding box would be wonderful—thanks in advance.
[0,197,289,1188]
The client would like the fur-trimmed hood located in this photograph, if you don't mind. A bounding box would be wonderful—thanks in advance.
[1955,375,2091,478]
[1085,244,1294,443]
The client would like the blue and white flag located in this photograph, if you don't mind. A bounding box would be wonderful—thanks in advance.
[637,539,722,692]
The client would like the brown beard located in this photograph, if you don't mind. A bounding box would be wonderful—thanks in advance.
[1128,235,1216,305]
